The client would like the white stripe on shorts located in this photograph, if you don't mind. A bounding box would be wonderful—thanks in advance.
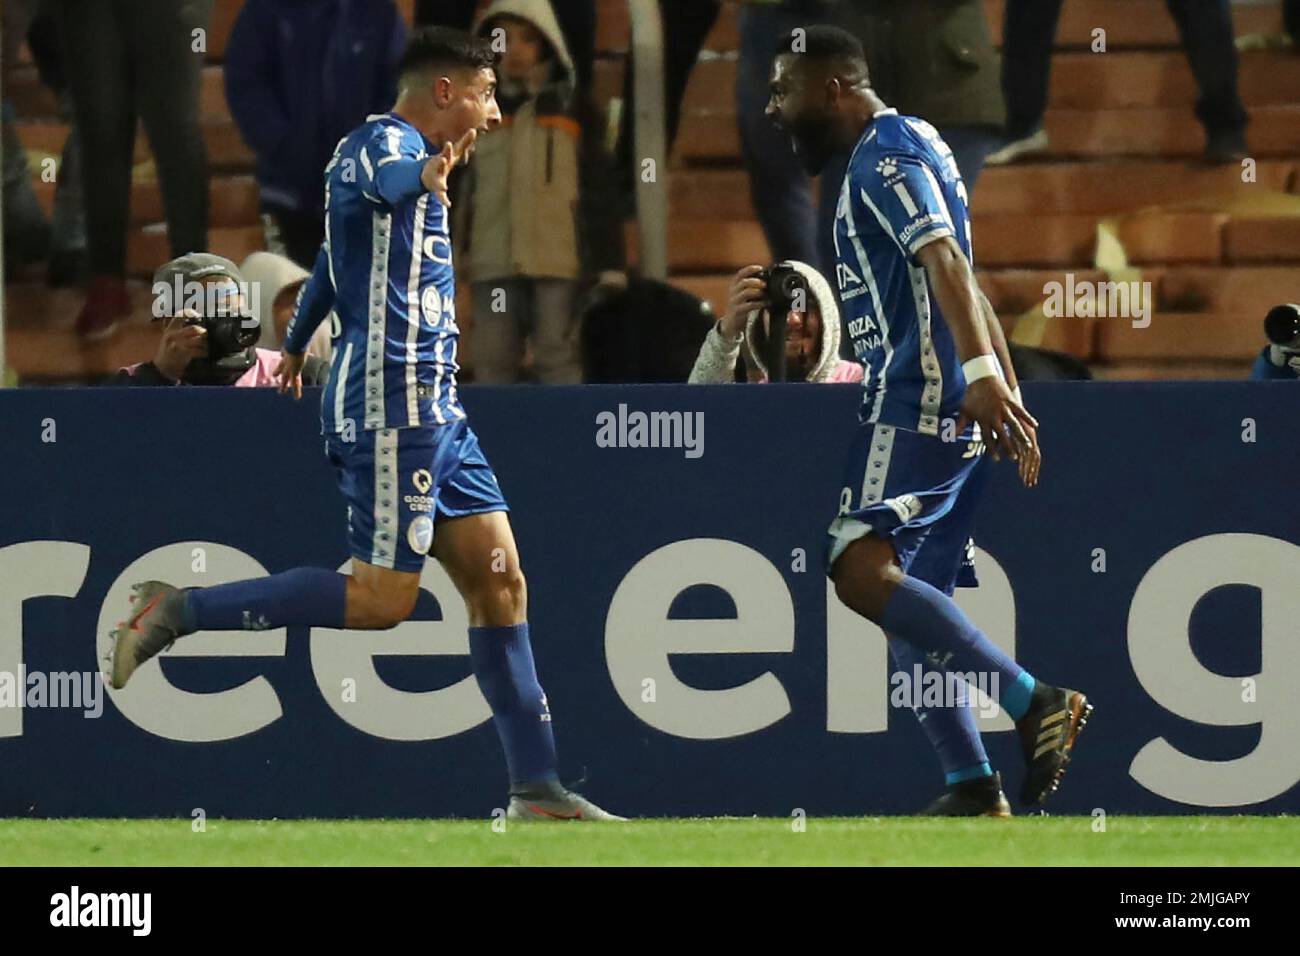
[370,428,400,568]
[859,423,896,508]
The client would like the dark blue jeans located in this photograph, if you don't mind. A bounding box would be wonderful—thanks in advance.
[1002,0,1248,139]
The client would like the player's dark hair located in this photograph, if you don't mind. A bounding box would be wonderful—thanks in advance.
[399,26,497,78]
[797,24,867,64]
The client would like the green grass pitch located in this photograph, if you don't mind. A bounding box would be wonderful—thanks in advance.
[0,817,1295,866]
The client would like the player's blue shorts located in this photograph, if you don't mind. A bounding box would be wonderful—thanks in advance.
[826,422,987,594]
[324,419,508,572]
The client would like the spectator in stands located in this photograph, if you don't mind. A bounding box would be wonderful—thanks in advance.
[239,250,332,363]
[689,261,863,384]
[463,0,583,384]
[53,0,213,341]
[990,0,1250,165]
[1,98,51,272]
[25,4,88,286]
[0,0,81,278]
[225,0,408,269]
[113,252,327,387]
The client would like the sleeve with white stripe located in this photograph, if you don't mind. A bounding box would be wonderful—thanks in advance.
[364,123,428,208]
[858,154,956,264]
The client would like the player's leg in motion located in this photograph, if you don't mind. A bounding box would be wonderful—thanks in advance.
[430,509,621,821]
[886,636,1010,817]
[831,533,1090,805]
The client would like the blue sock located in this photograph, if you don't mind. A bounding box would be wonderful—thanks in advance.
[467,623,559,789]
[182,568,347,633]
[888,636,992,785]
[880,576,1036,720]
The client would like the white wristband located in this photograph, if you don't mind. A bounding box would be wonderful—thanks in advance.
[1012,385,1023,405]
[962,354,1001,385]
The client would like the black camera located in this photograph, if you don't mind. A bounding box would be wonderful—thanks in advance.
[1264,303,1300,350]
[760,264,807,319]
[756,264,808,383]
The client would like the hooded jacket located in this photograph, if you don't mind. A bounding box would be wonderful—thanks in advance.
[464,0,581,281]
[688,261,864,384]
[224,0,407,215]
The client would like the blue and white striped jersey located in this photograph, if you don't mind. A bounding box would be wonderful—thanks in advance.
[833,109,976,437]
[285,112,465,434]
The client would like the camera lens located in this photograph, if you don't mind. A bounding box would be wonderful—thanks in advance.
[1264,304,1300,349]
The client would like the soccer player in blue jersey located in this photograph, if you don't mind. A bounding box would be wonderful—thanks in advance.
[106,28,620,822]
[767,26,1092,814]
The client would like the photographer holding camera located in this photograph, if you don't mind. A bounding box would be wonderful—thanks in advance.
[689,260,864,384]
[113,253,329,387]
[1252,304,1300,381]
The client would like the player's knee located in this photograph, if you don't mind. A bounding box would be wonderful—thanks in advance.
[468,568,527,625]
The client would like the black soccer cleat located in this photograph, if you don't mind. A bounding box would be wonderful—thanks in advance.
[104,581,189,690]
[1015,685,1093,806]
[922,772,1012,817]
[506,779,626,822]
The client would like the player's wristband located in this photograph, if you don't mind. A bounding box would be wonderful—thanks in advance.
[962,354,1001,385]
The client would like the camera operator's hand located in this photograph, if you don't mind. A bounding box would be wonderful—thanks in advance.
[422,128,478,208]
[276,351,307,399]
[956,376,1042,487]
[723,265,767,339]
[154,314,208,383]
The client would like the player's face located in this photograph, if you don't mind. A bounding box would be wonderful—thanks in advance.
[766,55,835,175]
[445,66,501,154]
[785,304,821,378]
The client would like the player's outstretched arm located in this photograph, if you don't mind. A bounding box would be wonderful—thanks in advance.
[916,237,1040,485]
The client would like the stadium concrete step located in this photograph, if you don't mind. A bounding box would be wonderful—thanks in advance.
[125,225,265,277]
[1091,360,1255,380]
[28,174,260,230]
[642,212,1236,273]
[675,104,1300,164]
[5,322,163,381]
[666,160,1300,222]
[677,49,1300,119]
[596,0,1286,54]
[972,159,1299,215]
[1156,265,1300,316]
[1095,311,1266,362]
[2,282,160,329]
[1223,216,1300,263]
[15,119,255,172]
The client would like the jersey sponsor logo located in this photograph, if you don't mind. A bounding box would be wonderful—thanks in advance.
[422,235,453,265]
[421,287,442,328]
[836,262,863,290]
[412,469,433,494]
[847,314,878,338]
[403,493,434,513]
[898,213,946,246]
[875,157,898,178]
